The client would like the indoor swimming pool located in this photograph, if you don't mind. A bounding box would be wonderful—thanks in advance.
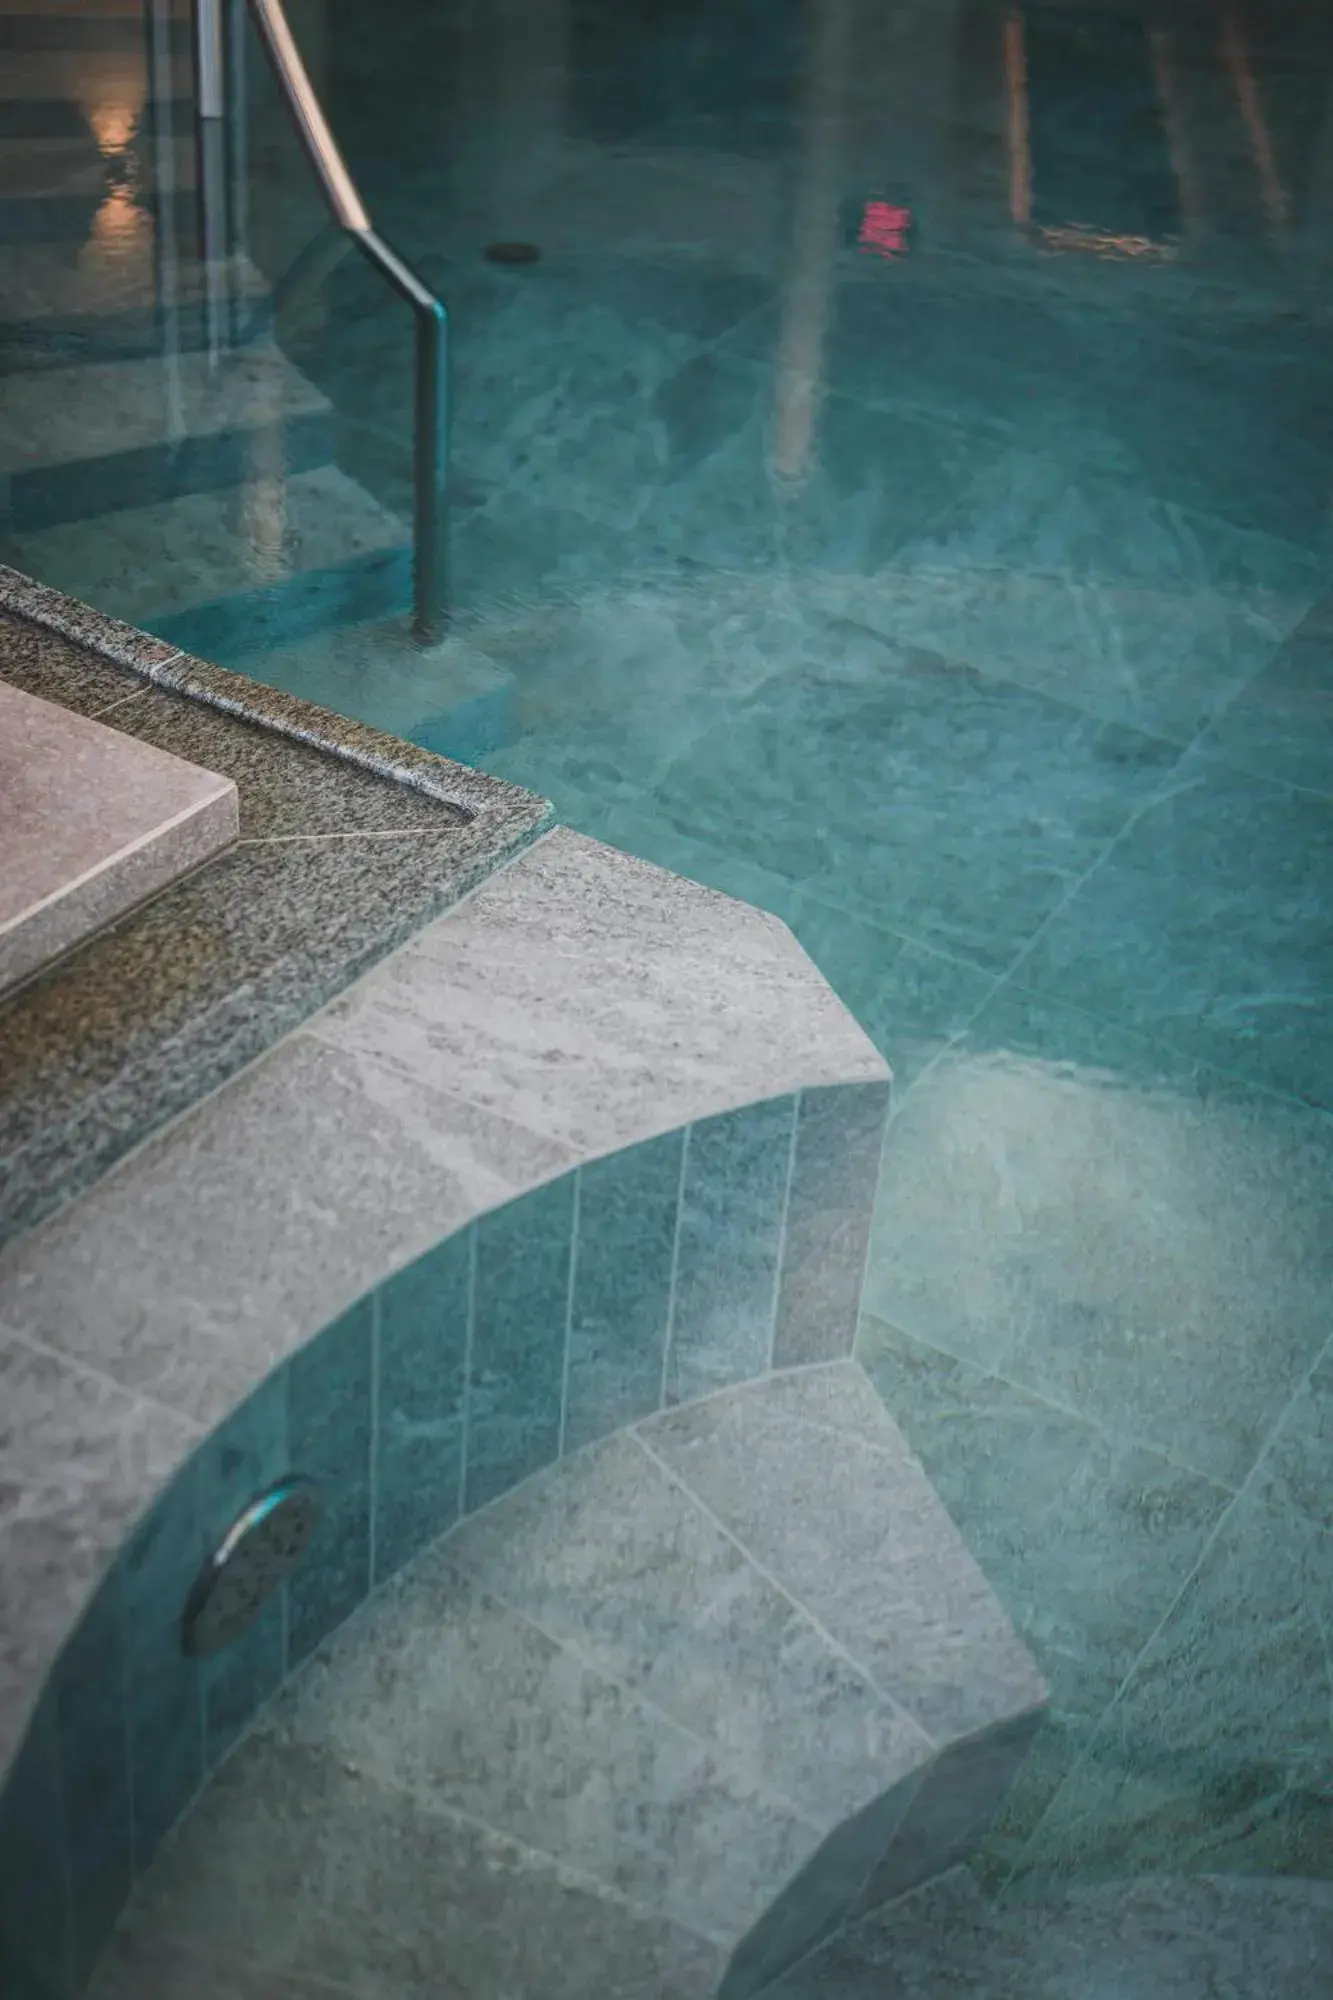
[1,0,1331,1993]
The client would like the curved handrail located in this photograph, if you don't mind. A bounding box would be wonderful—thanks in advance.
[244,0,450,641]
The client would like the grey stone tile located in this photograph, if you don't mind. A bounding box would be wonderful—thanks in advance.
[124,1729,723,1999]
[771,1867,1333,1999]
[0,1032,572,1431]
[641,1372,1045,1744]
[0,607,145,718]
[1013,1487,1333,1886]
[0,1694,68,2000]
[0,345,329,532]
[1024,1875,1333,1998]
[763,1867,1006,2000]
[0,815,557,1242]
[719,1359,914,1453]
[773,1084,888,1369]
[849,450,1321,745]
[592,810,998,1090]
[465,1174,573,1513]
[312,826,885,1162]
[1021,759,1333,1109]
[778,895,996,1095]
[277,1550,813,1938]
[448,1429,931,1831]
[854,1712,1043,1916]
[722,277,1082,445]
[972,1706,1085,1890]
[646,351,996,574]
[1198,593,1333,800]
[330,264,708,532]
[718,1777,923,2000]
[667,1096,794,1403]
[285,1301,373,1668]
[856,1317,1234,1728]
[373,1230,470,1585]
[643,624,1183,974]
[1254,1345,1333,1535]
[564,1132,682,1452]
[1067,304,1333,550]
[0,605,552,1240]
[1041,1874,1333,1994]
[866,986,1333,1486]
[0,1329,199,1785]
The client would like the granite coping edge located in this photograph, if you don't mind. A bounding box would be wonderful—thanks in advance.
[0,822,570,1246]
[0,563,555,834]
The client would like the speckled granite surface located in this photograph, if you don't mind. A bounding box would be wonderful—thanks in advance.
[0,569,554,1240]
[0,821,889,1789]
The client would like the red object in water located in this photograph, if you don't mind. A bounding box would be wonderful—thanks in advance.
[858,200,911,260]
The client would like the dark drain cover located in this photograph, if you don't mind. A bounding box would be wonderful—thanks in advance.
[485,240,541,265]
[181,1477,322,1657]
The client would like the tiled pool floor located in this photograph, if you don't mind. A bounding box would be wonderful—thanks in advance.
[4,0,1333,1940]
[259,0,1333,1906]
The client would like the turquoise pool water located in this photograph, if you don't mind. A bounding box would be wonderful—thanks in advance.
[2,0,1332,1990]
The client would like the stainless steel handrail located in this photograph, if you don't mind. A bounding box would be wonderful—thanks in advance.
[243,0,449,641]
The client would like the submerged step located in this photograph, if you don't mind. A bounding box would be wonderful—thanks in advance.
[0,344,334,530]
[3,463,414,655]
[93,1363,1046,2000]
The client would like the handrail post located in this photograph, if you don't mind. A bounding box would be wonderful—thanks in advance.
[412,299,450,646]
[195,0,230,363]
[246,0,451,638]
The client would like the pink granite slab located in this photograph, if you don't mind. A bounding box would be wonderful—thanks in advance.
[0,678,238,995]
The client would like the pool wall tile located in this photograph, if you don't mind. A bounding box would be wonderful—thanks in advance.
[564,1131,684,1453]
[51,1573,130,1990]
[718,1775,923,2000]
[201,1601,285,1772]
[852,1710,1045,1915]
[1,1084,892,1995]
[773,1083,890,1369]
[197,1374,289,1765]
[118,1466,203,1872]
[285,1299,374,1667]
[374,1231,472,1585]
[0,1694,69,2000]
[667,1096,797,1404]
[466,1176,575,1513]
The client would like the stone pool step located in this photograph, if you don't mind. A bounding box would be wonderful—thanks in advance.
[241,618,517,763]
[763,1865,1333,1999]
[0,49,192,105]
[0,175,194,248]
[3,463,414,656]
[0,131,194,202]
[0,344,335,532]
[0,4,190,50]
[94,1363,1046,2000]
[0,246,270,371]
